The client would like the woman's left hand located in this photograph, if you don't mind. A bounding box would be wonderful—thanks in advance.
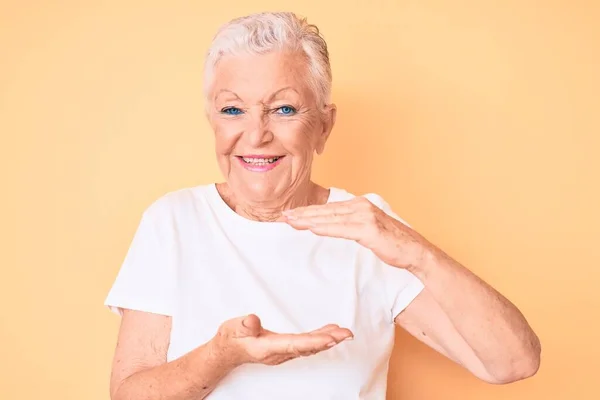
[281,197,427,269]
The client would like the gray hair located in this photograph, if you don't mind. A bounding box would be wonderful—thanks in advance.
[203,12,332,107]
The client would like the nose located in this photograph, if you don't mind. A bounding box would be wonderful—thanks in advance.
[245,112,273,147]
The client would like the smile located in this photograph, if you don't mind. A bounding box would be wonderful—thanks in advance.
[240,156,282,164]
[235,155,285,172]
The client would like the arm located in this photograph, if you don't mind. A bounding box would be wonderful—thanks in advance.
[395,245,541,384]
[109,310,353,400]
[110,309,237,400]
[281,196,541,384]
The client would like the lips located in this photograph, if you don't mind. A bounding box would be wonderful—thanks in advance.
[237,155,283,165]
[235,155,285,172]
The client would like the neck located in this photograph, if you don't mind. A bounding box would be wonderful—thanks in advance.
[217,181,329,222]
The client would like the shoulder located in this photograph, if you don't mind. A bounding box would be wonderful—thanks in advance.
[140,184,214,221]
[329,187,387,206]
[330,187,411,227]
[329,187,390,210]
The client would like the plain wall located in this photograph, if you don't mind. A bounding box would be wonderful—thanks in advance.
[1,1,599,399]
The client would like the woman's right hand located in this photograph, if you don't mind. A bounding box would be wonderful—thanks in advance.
[211,314,353,367]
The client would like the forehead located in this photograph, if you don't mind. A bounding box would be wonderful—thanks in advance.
[211,51,315,102]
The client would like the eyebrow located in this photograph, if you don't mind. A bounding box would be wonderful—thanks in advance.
[267,86,300,101]
[214,89,242,102]
[213,87,300,103]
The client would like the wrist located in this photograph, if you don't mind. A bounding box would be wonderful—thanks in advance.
[405,244,437,280]
[206,332,246,370]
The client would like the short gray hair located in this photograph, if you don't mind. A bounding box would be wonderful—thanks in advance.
[203,12,332,107]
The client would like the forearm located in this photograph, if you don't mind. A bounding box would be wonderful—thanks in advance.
[408,245,541,381]
[112,339,238,400]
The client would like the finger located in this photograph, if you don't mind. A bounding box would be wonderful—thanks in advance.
[283,201,356,218]
[316,327,354,342]
[308,325,354,341]
[268,333,335,356]
[232,314,262,338]
[306,324,355,340]
[275,331,353,357]
[284,215,359,230]
[292,333,340,355]
[308,222,366,241]
[309,324,339,333]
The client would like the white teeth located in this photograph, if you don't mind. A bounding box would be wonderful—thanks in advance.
[241,156,281,164]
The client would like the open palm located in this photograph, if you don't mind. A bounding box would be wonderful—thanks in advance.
[219,314,353,366]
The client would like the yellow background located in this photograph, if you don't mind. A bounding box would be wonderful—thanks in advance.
[1,1,598,399]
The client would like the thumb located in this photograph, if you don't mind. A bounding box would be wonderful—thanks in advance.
[236,314,261,338]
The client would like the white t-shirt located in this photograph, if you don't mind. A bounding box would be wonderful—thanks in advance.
[105,183,424,399]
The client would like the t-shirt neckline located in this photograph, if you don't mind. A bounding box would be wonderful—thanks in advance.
[206,183,341,232]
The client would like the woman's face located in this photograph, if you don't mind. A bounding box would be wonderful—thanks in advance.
[207,50,335,204]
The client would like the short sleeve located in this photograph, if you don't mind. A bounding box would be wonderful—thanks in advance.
[104,200,176,317]
[364,193,425,323]
[382,266,425,323]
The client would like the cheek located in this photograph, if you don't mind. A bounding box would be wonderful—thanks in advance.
[213,121,242,155]
[273,117,321,155]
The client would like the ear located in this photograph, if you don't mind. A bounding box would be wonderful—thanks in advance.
[316,103,337,155]
[204,101,219,131]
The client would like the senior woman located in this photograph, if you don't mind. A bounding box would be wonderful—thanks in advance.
[105,11,540,400]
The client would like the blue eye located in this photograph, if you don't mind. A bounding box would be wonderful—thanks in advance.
[221,107,243,115]
[276,106,297,115]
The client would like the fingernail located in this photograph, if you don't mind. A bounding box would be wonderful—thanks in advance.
[282,210,292,215]
[327,341,337,347]
[286,215,297,220]
[344,336,354,341]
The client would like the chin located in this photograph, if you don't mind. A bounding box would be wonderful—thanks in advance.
[236,180,286,204]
